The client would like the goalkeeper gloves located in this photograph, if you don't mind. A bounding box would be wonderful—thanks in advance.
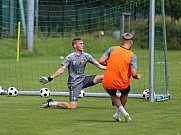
[39,76,53,85]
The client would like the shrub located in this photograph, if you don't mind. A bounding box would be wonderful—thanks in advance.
[166,23,181,50]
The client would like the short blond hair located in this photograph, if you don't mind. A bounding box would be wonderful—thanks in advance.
[122,33,133,40]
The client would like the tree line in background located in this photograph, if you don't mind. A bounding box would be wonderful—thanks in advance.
[101,0,181,22]
[0,0,180,49]
[44,0,181,22]
[99,0,181,50]
[40,0,181,50]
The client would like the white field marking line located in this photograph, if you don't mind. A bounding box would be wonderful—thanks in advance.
[156,62,170,64]
[156,62,181,64]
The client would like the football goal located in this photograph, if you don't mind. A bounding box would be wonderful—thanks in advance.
[0,0,170,102]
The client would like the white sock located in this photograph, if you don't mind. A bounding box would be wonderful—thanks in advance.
[117,106,128,116]
[116,108,121,116]
[49,101,58,107]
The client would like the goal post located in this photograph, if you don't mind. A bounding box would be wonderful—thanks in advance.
[0,0,170,102]
[149,0,156,102]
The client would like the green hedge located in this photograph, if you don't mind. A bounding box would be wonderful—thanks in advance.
[166,23,181,50]
[131,19,181,50]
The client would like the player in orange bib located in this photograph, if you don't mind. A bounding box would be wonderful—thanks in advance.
[99,33,142,122]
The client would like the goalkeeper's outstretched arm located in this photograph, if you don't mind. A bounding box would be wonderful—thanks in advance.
[39,66,66,85]
[93,60,106,70]
[50,66,66,79]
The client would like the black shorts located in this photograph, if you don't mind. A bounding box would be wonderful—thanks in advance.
[106,85,130,96]
[69,75,96,101]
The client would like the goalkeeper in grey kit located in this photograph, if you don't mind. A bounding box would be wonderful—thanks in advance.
[39,38,106,109]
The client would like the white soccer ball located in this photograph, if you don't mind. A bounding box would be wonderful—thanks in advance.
[99,30,104,36]
[142,89,155,100]
[40,88,50,97]
[60,56,64,59]
[79,90,85,98]
[143,89,149,100]
[7,87,18,97]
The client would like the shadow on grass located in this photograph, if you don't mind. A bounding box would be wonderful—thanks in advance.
[77,119,118,123]
[77,106,110,109]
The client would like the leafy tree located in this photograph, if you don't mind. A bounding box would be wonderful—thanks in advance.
[164,0,181,21]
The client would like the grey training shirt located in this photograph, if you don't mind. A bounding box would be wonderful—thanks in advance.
[61,52,96,88]
[104,46,137,69]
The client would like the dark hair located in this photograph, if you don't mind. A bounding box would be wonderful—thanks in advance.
[72,38,83,46]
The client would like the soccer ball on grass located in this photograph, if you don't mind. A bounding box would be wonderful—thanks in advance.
[40,88,50,97]
[142,89,155,100]
[78,90,85,98]
[7,87,18,96]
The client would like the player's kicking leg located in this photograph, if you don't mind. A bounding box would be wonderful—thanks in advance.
[93,75,104,84]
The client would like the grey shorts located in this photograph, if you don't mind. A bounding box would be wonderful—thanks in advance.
[69,75,96,101]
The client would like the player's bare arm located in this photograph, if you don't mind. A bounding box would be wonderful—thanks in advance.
[131,68,142,79]
[51,65,66,79]
[93,60,106,70]
[99,54,108,66]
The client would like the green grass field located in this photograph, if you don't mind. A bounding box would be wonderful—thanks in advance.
[0,50,181,135]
